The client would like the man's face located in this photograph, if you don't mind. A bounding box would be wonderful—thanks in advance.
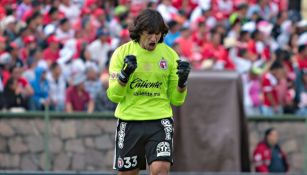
[41,71,47,80]
[61,22,70,32]
[139,31,161,51]
[212,33,221,45]
[62,0,70,5]
[181,29,190,38]
[267,130,278,146]
[11,48,18,57]
[240,7,248,15]
[23,0,31,4]
[29,42,36,50]
[51,12,59,20]
[12,67,22,79]
[281,11,288,21]
[86,69,97,80]
[274,68,285,80]
[260,0,269,6]
[50,42,59,50]
[163,0,171,5]
[10,79,18,90]
[99,35,109,43]
[0,43,5,51]
[35,16,43,26]
[77,82,85,90]
[53,66,62,78]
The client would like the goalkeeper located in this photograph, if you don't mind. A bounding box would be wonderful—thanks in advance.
[107,9,191,175]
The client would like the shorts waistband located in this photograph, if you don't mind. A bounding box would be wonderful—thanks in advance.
[118,117,172,123]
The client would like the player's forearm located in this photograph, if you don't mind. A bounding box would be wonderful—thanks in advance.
[107,81,127,103]
[177,86,187,93]
[169,80,187,106]
[118,79,127,87]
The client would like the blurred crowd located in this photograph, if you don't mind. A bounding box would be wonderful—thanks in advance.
[0,0,306,116]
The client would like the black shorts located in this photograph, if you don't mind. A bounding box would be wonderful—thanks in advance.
[113,118,174,171]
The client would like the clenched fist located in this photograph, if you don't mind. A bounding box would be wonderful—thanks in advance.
[176,59,191,88]
[118,55,137,83]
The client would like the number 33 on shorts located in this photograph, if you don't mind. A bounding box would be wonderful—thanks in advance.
[117,156,138,169]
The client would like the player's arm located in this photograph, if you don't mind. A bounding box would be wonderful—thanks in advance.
[168,58,191,106]
[107,48,137,103]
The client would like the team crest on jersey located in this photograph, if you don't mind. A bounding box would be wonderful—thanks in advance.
[110,72,118,80]
[159,58,168,70]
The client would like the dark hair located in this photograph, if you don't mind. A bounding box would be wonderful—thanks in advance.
[6,45,14,53]
[50,62,59,71]
[18,26,28,35]
[264,127,275,141]
[270,60,284,71]
[251,29,260,40]
[4,77,15,92]
[26,11,41,25]
[9,66,18,73]
[147,2,155,8]
[106,50,114,67]
[299,45,307,53]
[275,49,291,61]
[231,18,241,28]
[129,9,168,43]
[5,6,14,16]
[48,6,58,15]
[277,10,287,20]
[79,43,89,62]
[239,31,249,41]
[59,18,69,25]
[167,20,178,30]
[238,48,248,57]
[29,48,41,57]
[237,3,248,10]
[32,0,41,7]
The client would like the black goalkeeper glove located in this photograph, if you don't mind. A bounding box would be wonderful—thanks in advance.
[176,59,191,88]
[118,55,137,83]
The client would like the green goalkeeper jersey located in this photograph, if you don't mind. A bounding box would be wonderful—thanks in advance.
[107,41,187,121]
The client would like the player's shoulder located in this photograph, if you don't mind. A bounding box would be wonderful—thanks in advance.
[114,41,135,52]
[157,43,178,59]
[112,41,136,60]
[158,42,176,53]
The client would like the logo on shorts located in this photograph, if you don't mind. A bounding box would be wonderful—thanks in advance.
[159,58,168,70]
[118,122,127,149]
[156,142,171,157]
[118,157,124,168]
[161,119,173,140]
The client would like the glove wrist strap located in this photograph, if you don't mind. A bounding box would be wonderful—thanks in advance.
[118,71,129,83]
[178,80,187,88]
